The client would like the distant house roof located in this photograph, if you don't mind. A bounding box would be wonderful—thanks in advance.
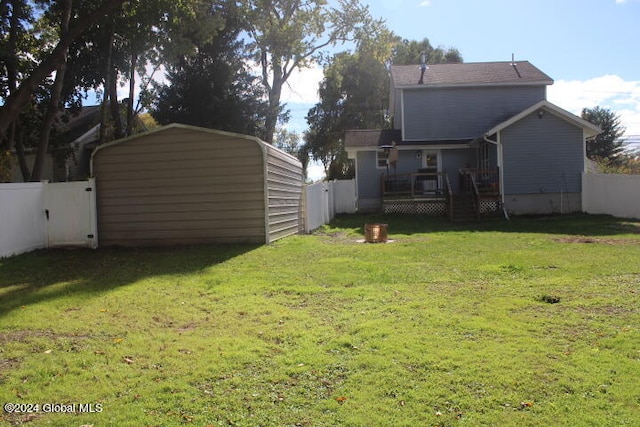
[57,105,102,142]
[391,61,554,87]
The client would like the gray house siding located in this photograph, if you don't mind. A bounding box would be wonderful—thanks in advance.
[357,151,381,199]
[441,148,476,191]
[392,89,402,130]
[501,112,584,195]
[402,86,546,140]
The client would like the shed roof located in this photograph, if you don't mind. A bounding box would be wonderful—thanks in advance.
[391,61,553,88]
[91,123,302,173]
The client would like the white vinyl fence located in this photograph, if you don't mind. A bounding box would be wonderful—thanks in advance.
[582,173,640,219]
[1,178,355,257]
[304,179,357,233]
[0,180,97,258]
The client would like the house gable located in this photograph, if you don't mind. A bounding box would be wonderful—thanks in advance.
[484,100,601,138]
[391,61,553,141]
[500,110,586,195]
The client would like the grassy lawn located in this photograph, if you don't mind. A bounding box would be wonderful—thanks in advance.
[1,214,639,426]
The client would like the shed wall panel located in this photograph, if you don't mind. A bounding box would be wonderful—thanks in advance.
[94,127,267,246]
[265,146,303,243]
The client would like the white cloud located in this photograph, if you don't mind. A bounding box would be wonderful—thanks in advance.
[547,75,640,137]
[420,0,432,6]
[281,65,324,104]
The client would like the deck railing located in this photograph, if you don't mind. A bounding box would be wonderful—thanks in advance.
[444,174,453,218]
[468,172,481,220]
[381,172,449,199]
[459,168,500,195]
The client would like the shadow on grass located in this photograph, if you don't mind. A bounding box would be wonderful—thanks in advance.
[328,213,640,237]
[0,244,259,318]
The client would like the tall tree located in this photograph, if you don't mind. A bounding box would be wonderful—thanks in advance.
[0,0,40,180]
[304,49,390,178]
[65,0,221,142]
[0,0,127,139]
[392,37,462,65]
[241,0,376,144]
[304,33,462,179]
[30,0,72,181]
[581,106,626,162]
[151,1,268,138]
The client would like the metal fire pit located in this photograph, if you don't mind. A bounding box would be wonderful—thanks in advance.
[364,223,388,243]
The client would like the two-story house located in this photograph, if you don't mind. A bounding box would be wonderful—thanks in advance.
[345,60,601,218]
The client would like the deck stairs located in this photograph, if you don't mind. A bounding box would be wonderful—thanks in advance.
[450,192,478,222]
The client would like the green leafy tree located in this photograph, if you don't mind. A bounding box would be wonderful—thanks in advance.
[275,128,301,156]
[241,0,377,144]
[0,0,127,138]
[0,0,127,181]
[304,34,463,179]
[151,2,268,138]
[65,0,222,143]
[392,37,462,65]
[581,106,626,163]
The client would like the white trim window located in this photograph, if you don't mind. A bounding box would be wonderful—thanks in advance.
[377,148,389,169]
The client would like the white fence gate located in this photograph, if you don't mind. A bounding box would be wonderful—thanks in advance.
[582,173,640,219]
[0,180,97,258]
[304,179,357,233]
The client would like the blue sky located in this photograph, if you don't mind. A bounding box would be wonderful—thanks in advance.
[282,0,640,174]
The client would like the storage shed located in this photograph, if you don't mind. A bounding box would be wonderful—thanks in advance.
[91,124,303,246]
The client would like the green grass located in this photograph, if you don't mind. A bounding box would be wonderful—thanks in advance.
[1,214,639,426]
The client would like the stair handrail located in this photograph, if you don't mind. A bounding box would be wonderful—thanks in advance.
[468,173,481,219]
[444,173,453,220]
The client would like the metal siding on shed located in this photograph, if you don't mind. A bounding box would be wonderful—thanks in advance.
[402,86,546,140]
[501,112,584,195]
[265,145,303,243]
[94,126,266,246]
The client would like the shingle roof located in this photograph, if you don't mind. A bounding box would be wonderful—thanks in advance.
[344,129,402,148]
[391,61,553,87]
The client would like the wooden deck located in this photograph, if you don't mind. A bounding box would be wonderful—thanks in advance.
[381,171,501,218]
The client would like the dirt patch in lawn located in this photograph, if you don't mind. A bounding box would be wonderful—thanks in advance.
[553,236,640,245]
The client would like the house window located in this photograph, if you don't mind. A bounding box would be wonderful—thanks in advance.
[424,153,438,170]
[377,148,389,169]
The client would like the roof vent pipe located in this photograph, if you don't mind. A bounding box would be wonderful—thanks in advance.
[510,53,521,78]
[418,51,428,84]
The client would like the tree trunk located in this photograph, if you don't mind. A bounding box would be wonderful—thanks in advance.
[109,71,125,140]
[30,0,72,182]
[1,0,21,154]
[126,51,138,136]
[264,70,284,145]
[99,22,115,145]
[14,126,30,182]
[0,0,126,139]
